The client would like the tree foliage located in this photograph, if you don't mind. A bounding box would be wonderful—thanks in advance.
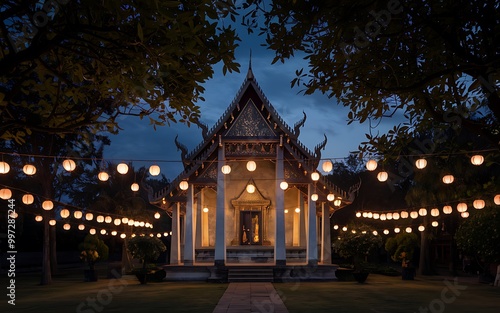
[1,0,241,143]
[78,234,109,270]
[127,235,166,269]
[244,0,500,155]
[385,232,419,264]
[455,207,500,263]
[333,223,383,268]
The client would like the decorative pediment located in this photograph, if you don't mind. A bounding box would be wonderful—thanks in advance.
[226,99,276,137]
[231,180,271,207]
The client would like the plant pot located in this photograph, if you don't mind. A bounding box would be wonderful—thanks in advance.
[135,271,148,284]
[353,272,369,283]
[84,269,98,282]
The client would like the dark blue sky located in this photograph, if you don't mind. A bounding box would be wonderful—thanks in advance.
[104,39,400,179]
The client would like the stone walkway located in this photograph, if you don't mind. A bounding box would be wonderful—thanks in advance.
[212,282,289,313]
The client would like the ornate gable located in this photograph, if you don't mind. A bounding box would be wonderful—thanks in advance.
[225,99,276,138]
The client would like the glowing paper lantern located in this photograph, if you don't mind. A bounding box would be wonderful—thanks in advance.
[179,180,189,190]
[221,165,231,174]
[457,203,467,213]
[60,208,70,218]
[442,174,454,184]
[100,229,107,235]
[23,164,36,175]
[246,161,256,172]
[111,231,117,236]
[295,208,300,213]
[366,159,377,171]
[280,181,289,190]
[96,215,104,223]
[383,229,389,235]
[333,225,339,230]
[63,223,71,230]
[356,212,362,218]
[35,215,43,222]
[367,212,373,218]
[495,195,500,205]
[443,205,453,214]
[311,193,318,201]
[120,234,126,239]
[154,212,161,219]
[380,214,386,221]
[89,228,96,235]
[333,199,342,207]
[400,211,409,219]
[342,226,347,231]
[418,208,427,216]
[0,188,12,200]
[461,212,469,218]
[131,183,140,191]
[49,219,56,226]
[415,158,427,169]
[117,163,129,174]
[473,199,485,209]
[122,217,129,224]
[85,213,94,220]
[311,172,320,181]
[386,213,393,220]
[114,218,121,226]
[372,231,378,236]
[430,208,440,217]
[0,161,10,174]
[418,225,425,232]
[42,200,54,211]
[410,211,418,219]
[62,159,76,172]
[98,171,109,182]
[78,224,85,230]
[246,184,256,194]
[394,227,400,233]
[373,213,380,219]
[393,212,400,220]
[405,227,412,233]
[327,193,335,201]
[377,171,388,182]
[362,212,368,218]
[149,165,161,176]
[432,221,439,227]
[470,155,484,166]
[322,160,333,173]
[203,207,209,213]
[105,216,112,223]
[74,211,83,219]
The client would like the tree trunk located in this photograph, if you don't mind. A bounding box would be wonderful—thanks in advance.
[50,225,58,275]
[40,210,52,285]
[122,238,133,273]
[418,216,432,275]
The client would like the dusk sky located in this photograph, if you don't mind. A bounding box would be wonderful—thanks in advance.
[104,34,401,178]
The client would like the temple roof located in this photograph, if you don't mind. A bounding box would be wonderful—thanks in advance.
[150,65,358,210]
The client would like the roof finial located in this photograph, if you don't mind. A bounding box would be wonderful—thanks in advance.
[247,49,254,80]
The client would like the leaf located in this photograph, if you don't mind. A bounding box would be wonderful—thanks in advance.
[137,22,144,42]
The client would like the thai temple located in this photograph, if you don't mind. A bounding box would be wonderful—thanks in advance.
[149,64,360,281]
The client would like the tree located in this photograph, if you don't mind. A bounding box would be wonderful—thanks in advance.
[244,0,500,155]
[385,232,419,266]
[1,0,241,143]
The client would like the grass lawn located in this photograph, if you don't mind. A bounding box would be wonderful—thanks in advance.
[274,274,500,313]
[2,267,228,313]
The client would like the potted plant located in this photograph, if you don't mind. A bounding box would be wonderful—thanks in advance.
[127,236,166,284]
[385,232,419,280]
[333,223,382,283]
[78,234,109,282]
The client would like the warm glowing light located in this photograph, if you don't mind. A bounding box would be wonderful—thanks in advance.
[0,161,10,174]
[63,223,71,230]
[203,207,209,213]
[96,215,104,223]
[470,155,484,166]
[327,193,335,201]
[342,226,347,231]
[461,212,469,218]
[311,172,320,181]
[322,160,333,173]
[221,164,231,174]
[457,202,467,213]
[78,224,85,230]
[418,208,427,216]
[366,159,378,171]
[373,213,380,219]
[393,212,400,220]
[117,163,129,174]
[387,212,393,220]
[280,181,289,190]
[333,199,342,207]
[442,174,454,184]
[295,208,300,213]
[246,161,257,172]
[377,171,388,182]
[35,215,43,222]
[98,171,109,181]
[179,180,189,190]
[23,164,36,175]
[149,165,161,176]
[284,209,289,214]
[89,228,96,235]
[60,208,70,218]
[120,234,126,239]
[128,220,134,226]
[42,200,54,211]
[431,221,439,227]
[49,219,56,226]
[430,208,440,217]
[495,195,500,205]
[9,211,18,218]
[394,227,400,233]
[111,231,117,236]
[415,158,427,169]
[154,212,161,219]
[311,193,318,201]
[473,199,485,209]
[333,225,339,230]
[164,232,169,237]
[246,184,256,194]
[380,214,386,221]
[122,217,129,224]
[401,211,409,219]
[131,183,140,191]
[86,213,94,220]
[383,229,389,235]
[62,159,76,172]
[105,216,112,223]
[74,211,83,219]
[410,211,418,219]
[100,229,107,235]
[0,188,12,200]
[418,225,425,232]
[356,212,362,218]
[443,205,453,214]
[367,212,373,218]
[405,227,412,233]
[372,230,378,236]
[363,212,368,218]
[23,193,35,205]
[114,218,121,226]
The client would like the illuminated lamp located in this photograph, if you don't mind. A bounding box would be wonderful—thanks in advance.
[442,174,454,184]
[284,209,289,214]
[333,199,342,207]
[89,228,96,235]
[418,208,427,216]
[311,172,320,181]
[105,216,112,223]
[405,227,412,233]
[60,208,70,218]
[0,161,10,174]
[311,193,318,201]
[35,215,43,222]
[98,172,109,182]
[114,218,121,226]
[430,208,440,217]
[100,229,107,235]
[203,208,209,213]
[111,231,117,236]
[400,211,409,219]
[373,213,380,219]
[85,212,94,220]
[366,159,377,171]
[333,225,339,230]
[342,226,347,231]
[386,213,393,220]
[63,223,71,230]
[23,164,36,175]
[461,212,469,218]
[42,200,54,211]
[295,208,300,213]
[131,183,140,191]
[221,165,231,175]
[356,212,362,218]
[383,229,389,235]
[117,163,128,174]
[362,212,368,218]
[431,221,439,227]
[372,230,378,236]
[470,155,484,166]
[394,227,400,233]
[418,225,425,232]
[495,195,500,205]
[149,165,161,176]
[62,159,76,172]
[443,205,453,214]
[380,214,386,221]
[154,212,161,219]
[120,234,126,239]
[410,211,418,219]
[246,161,256,172]
[457,202,467,213]
[179,180,189,191]
[415,158,427,169]
[74,211,83,219]
[327,193,335,201]
[473,199,485,209]
[96,215,104,223]
[122,217,129,224]
[78,224,85,230]
[246,183,256,194]
[49,219,56,226]
[393,212,400,220]
[367,212,373,218]
[377,171,388,182]
[322,160,333,173]
[280,181,289,190]
[0,188,12,200]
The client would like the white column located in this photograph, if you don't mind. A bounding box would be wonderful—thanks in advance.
[196,192,202,248]
[183,185,195,265]
[170,202,181,264]
[214,146,226,266]
[275,146,286,265]
[299,193,306,247]
[321,202,332,264]
[307,184,318,266]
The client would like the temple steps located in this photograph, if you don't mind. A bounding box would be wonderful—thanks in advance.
[227,267,274,282]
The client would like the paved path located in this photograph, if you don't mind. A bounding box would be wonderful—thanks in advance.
[212,282,289,313]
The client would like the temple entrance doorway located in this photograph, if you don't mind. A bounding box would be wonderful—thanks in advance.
[240,211,262,245]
